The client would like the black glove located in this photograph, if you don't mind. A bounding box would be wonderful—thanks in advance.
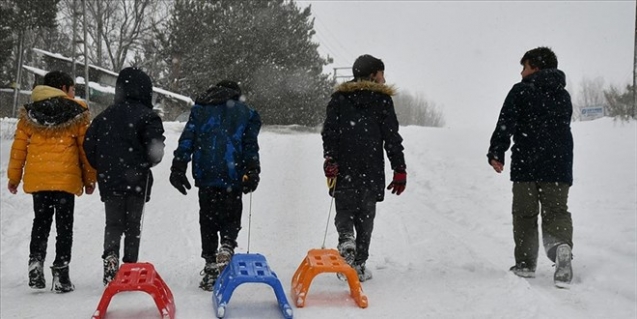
[170,159,191,195]
[242,169,260,194]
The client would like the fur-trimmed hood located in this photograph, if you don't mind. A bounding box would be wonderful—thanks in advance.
[20,85,89,131]
[333,80,396,110]
[334,80,396,96]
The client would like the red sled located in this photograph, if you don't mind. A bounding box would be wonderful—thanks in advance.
[91,262,175,319]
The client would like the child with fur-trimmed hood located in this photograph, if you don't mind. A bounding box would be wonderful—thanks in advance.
[7,70,96,293]
[321,54,407,282]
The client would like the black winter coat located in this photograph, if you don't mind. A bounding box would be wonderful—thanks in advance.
[322,80,406,202]
[487,69,573,185]
[84,68,165,202]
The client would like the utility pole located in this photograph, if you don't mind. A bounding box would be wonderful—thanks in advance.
[71,0,78,78]
[82,0,90,106]
[11,30,24,118]
[633,1,636,119]
[332,67,351,84]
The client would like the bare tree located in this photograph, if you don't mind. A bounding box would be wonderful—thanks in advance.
[130,1,172,82]
[59,0,164,71]
[574,76,606,121]
[394,90,445,127]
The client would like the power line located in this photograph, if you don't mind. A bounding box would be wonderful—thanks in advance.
[312,15,356,65]
[313,15,355,61]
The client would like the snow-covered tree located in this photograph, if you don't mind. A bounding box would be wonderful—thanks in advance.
[0,0,60,87]
[604,84,635,121]
[159,0,332,125]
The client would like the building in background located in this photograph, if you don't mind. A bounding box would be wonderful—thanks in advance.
[0,48,193,120]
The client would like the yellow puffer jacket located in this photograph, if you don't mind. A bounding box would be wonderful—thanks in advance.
[7,86,96,196]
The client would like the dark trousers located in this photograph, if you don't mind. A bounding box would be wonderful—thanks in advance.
[512,182,573,267]
[334,188,377,264]
[30,191,75,267]
[199,187,243,263]
[103,196,145,263]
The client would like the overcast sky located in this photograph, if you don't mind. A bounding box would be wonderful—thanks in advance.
[298,1,635,128]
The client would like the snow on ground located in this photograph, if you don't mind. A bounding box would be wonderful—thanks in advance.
[0,117,635,319]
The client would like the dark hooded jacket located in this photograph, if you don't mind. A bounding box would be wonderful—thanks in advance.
[487,68,573,185]
[322,80,406,202]
[172,85,261,190]
[84,67,165,202]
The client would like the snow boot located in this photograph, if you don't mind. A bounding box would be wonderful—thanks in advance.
[554,244,573,288]
[337,237,356,266]
[28,257,46,289]
[216,245,234,274]
[51,265,75,293]
[336,237,356,281]
[199,262,220,291]
[103,253,119,286]
[509,261,536,278]
[354,262,373,282]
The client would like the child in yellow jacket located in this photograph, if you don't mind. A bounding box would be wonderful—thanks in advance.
[6,70,96,293]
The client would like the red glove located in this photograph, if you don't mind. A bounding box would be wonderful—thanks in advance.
[7,181,18,194]
[387,169,406,195]
[323,157,338,178]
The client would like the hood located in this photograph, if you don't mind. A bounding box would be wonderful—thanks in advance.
[335,80,396,96]
[523,68,567,92]
[114,67,153,108]
[31,85,68,102]
[22,86,88,129]
[334,80,396,109]
[194,86,241,106]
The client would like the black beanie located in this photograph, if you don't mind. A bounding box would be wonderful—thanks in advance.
[115,67,153,108]
[352,54,385,79]
[216,80,241,100]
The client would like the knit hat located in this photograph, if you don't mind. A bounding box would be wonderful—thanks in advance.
[114,67,153,108]
[352,54,385,79]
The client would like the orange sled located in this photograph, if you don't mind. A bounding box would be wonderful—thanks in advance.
[291,248,368,308]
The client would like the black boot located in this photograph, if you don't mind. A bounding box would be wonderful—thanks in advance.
[28,257,45,289]
[199,262,219,291]
[337,236,356,266]
[216,244,234,274]
[51,265,75,293]
[103,253,120,286]
[354,262,373,282]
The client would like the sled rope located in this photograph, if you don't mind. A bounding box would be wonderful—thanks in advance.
[321,177,337,249]
[246,191,253,253]
[138,173,151,255]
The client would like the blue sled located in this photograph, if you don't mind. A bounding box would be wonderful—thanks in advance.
[212,253,293,319]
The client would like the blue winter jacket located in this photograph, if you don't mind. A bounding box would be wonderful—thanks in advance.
[173,86,261,190]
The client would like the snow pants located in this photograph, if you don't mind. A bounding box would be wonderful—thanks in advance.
[334,188,377,265]
[30,191,75,267]
[512,182,573,268]
[102,195,145,263]
[198,187,243,263]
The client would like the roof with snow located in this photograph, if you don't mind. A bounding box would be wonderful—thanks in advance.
[29,48,194,105]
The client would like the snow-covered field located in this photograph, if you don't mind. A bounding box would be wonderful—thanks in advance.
[1,117,635,319]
